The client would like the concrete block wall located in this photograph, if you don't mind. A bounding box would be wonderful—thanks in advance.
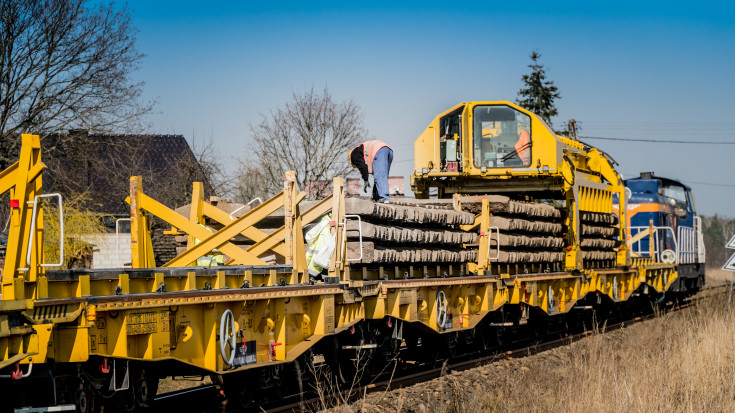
[80,233,132,268]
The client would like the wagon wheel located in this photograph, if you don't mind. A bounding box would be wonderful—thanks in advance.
[219,309,237,366]
[436,291,448,330]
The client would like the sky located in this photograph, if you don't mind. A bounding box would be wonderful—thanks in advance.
[126,1,735,217]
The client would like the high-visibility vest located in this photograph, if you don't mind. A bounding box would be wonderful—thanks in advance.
[197,254,224,266]
[514,131,531,166]
[195,223,223,266]
[362,140,392,173]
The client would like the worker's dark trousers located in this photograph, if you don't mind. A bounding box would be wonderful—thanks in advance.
[372,147,393,201]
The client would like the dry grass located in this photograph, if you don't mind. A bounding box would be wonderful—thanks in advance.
[480,299,735,413]
[708,269,734,286]
[332,294,735,413]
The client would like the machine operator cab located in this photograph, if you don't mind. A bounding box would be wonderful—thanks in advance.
[472,105,532,168]
[411,101,570,198]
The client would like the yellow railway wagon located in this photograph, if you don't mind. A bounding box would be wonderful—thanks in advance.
[0,97,700,411]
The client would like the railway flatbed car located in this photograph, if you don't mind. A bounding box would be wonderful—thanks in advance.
[0,101,705,411]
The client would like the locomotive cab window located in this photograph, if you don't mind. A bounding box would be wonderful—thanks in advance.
[472,105,532,168]
[687,190,697,213]
[662,184,686,204]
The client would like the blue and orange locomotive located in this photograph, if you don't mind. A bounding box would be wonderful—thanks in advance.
[615,172,706,292]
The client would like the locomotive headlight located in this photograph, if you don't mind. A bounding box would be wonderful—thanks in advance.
[668,198,676,206]
[481,166,487,173]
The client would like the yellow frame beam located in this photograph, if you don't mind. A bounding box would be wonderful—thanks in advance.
[163,190,305,267]
[201,203,288,257]
[2,134,46,298]
[127,173,321,269]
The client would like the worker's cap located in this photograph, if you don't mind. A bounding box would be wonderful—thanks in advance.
[348,148,355,167]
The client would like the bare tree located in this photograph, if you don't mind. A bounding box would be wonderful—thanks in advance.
[244,88,366,199]
[0,0,153,170]
[189,136,231,198]
[233,159,273,204]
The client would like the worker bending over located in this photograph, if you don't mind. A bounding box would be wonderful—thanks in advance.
[349,140,393,202]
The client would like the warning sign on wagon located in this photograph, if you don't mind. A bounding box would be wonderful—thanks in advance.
[127,311,167,335]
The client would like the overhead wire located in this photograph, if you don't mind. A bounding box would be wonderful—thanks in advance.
[684,181,735,188]
[580,136,735,144]
[389,133,734,188]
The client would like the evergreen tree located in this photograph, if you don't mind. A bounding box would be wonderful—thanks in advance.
[516,50,561,126]
[706,214,726,247]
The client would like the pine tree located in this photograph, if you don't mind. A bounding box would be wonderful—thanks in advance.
[516,50,561,127]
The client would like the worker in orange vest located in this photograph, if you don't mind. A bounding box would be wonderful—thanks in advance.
[514,130,531,167]
[348,140,393,202]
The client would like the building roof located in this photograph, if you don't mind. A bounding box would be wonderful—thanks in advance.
[42,132,213,217]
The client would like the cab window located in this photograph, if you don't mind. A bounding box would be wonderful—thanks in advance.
[473,105,532,168]
[687,190,697,213]
[662,184,686,204]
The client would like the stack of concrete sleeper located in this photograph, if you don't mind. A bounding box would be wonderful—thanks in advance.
[460,195,565,264]
[344,198,477,264]
[580,212,619,261]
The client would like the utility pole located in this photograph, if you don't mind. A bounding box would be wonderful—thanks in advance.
[567,119,578,140]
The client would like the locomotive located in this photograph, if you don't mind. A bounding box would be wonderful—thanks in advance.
[615,172,706,292]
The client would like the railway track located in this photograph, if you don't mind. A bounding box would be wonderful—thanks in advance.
[154,283,730,413]
[153,384,221,411]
